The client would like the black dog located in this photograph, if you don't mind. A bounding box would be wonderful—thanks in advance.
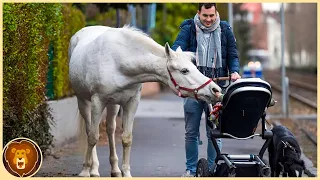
[268,125,305,177]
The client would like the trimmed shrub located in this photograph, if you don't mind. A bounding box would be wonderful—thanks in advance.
[3,3,63,153]
[52,4,86,99]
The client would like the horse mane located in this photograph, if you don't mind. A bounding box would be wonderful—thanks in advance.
[122,24,150,39]
[120,24,195,61]
[120,25,166,57]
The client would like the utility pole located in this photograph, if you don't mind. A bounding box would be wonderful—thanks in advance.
[128,4,136,27]
[228,3,233,30]
[280,3,288,117]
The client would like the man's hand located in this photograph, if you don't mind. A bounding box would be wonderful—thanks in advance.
[231,72,241,81]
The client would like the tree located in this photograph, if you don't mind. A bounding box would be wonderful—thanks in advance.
[73,3,130,27]
[94,3,128,27]
[151,3,228,46]
[233,3,252,66]
[216,3,229,21]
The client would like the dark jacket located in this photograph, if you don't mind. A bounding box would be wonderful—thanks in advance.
[172,19,240,78]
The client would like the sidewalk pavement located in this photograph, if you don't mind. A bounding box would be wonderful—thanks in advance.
[135,93,184,119]
[47,91,316,177]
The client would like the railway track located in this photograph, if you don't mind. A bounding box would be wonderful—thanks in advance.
[264,70,317,109]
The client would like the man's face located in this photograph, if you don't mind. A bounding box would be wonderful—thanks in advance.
[197,5,217,27]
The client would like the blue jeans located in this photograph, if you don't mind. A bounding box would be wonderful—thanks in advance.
[183,98,222,174]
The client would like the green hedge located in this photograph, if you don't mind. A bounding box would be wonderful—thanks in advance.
[3,3,63,153]
[3,3,86,153]
[52,4,86,99]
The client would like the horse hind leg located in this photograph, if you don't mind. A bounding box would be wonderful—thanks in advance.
[105,104,122,177]
[121,93,141,177]
[77,96,104,177]
[76,98,92,177]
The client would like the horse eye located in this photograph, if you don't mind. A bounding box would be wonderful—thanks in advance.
[180,68,189,75]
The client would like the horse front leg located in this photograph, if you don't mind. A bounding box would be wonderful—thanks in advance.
[105,104,122,177]
[121,95,140,177]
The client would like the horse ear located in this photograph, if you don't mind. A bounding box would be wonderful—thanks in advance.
[177,46,182,53]
[165,42,172,59]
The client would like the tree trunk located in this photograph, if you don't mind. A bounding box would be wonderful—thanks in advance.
[116,8,120,27]
[162,4,167,25]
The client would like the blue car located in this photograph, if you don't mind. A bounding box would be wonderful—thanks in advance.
[242,61,264,79]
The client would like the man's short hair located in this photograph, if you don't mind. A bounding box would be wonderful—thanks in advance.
[198,3,217,11]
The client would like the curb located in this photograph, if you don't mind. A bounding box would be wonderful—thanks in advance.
[47,97,79,154]
[272,120,317,177]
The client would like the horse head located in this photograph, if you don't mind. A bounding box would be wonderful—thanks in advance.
[164,42,222,104]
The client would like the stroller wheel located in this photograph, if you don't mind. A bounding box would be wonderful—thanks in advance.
[196,158,210,177]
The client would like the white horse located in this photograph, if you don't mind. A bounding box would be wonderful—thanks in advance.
[68,25,222,177]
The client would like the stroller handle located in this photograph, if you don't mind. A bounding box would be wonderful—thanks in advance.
[211,76,232,89]
[211,76,230,81]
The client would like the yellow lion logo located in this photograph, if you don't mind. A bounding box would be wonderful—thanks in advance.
[3,138,42,177]
[11,148,31,169]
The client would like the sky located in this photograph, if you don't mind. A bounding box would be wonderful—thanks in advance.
[262,3,281,12]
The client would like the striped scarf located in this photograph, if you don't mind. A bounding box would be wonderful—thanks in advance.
[194,12,222,78]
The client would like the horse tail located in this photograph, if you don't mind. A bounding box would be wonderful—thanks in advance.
[76,108,88,157]
[68,35,79,62]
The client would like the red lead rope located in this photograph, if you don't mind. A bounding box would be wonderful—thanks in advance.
[167,67,213,100]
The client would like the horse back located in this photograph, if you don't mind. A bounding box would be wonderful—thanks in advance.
[69,26,111,60]
[69,26,142,102]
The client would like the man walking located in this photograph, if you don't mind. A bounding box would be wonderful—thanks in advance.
[171,3,241,177]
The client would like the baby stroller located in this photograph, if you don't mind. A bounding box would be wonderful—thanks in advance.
[196,78,275,177]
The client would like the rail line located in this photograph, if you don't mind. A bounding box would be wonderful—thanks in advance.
[263,70,317,147]
[267,80,317,109]
[263,71,317,109]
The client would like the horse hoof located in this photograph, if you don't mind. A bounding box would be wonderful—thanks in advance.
[90,171,100,177]
[111,172,122,177]
[78,171,90,177]
[122,171,132,177]
[90,173,100,177]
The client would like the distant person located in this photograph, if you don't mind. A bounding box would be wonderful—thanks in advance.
[171,3,241,177]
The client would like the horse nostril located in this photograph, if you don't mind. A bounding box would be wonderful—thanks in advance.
[212,88,219,93]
